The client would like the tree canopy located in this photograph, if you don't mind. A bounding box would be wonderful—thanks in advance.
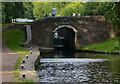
[2,2,120,33]
[2,2,34,23]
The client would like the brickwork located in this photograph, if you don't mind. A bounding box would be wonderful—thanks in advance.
[31,16,112,49]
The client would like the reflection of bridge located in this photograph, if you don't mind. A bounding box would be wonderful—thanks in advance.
[30,16,111,50]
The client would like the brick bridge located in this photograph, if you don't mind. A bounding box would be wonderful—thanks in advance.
[31,16,111,50]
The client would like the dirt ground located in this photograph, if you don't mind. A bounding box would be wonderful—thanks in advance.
[2,40,19,82]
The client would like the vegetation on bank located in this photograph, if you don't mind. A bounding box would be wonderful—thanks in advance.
[2,28,29,66]
[2,29,33,82]
[80,37,120,53]
[12,78,34,83]
[2,23,14,27]
[3,29,27,51]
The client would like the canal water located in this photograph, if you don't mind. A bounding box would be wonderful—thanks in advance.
[35,50,120,83]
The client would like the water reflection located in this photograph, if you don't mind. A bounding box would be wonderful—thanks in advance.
[35,50,120,83]
[41,50,75,58]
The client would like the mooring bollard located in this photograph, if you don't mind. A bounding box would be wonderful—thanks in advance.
[21,64,24,69]
[30,51,33,54]
[26,55,28,58]
[22,73,26,78]
[22,59,25,63]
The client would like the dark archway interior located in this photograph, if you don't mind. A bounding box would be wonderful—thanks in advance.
[56,27,75,50]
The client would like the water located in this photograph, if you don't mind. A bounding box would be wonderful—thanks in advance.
[35,50,120,83]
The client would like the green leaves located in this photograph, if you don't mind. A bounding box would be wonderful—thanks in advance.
[59,2,85,16]
[2,2,34,23]
[32,2,69,18]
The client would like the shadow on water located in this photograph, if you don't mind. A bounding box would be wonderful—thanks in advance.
[40,50,76,58]
[35,50,120,83]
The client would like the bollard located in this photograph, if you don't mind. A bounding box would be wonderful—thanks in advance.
[21,64,24,69]
[22,73,26,78]
[30,51,33,54]
[26,55,28,58]
[22,59,25,63]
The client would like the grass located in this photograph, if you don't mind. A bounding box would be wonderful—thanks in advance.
[2,22,27,27]
[80,37,120,53]
[2,29,33,82]
[12,78,34,83]
[2,23,14,27]
[3,29,28,51]
[3,29,30,69]
[12,70,20,78]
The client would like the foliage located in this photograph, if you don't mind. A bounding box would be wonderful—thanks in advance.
[81,37,120,53]
[32,2,69,18]
[83,2,120,31]
[13,78,34,83]
[2,2,24,23]
[2,2,34,23]
[2,23,14,27]
[3,29,26,51]
[12,70,20,77]
[59,2,85,16]
[83,2,100,15]
[97,2,120,30]
[23,2,34,19]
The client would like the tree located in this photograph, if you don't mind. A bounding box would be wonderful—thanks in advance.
[83,2,120,35]
[2,2,24,23]
[23,2,34,19]
[32,2,69,19]
[2,2,34,23]
[59,2,85,16]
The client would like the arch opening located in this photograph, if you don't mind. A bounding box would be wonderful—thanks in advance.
[53,25,77,50]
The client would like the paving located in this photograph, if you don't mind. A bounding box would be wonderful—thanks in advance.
[2,40,19,82]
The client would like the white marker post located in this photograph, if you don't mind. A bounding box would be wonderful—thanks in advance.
[22,59,25,63]
[26,55,28,58]
[22,73,26,78]
[30,51,33,54]
[21,64,24,69]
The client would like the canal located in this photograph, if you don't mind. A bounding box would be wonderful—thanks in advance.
[35,50,120,83]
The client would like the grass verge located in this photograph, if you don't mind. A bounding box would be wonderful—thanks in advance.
[80,37,120,53]
[2,23,14,27]
[2,22,26,27]
[2,29,34,82]
[12,78,34,83]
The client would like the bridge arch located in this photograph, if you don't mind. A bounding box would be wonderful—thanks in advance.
[53,25,78,50]
[53,25,78,33]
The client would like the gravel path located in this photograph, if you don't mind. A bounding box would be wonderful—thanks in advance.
[2,40,19,82]
[2,39,40,82]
